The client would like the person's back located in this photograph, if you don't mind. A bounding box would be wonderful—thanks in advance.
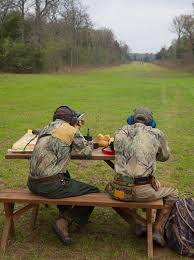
[30,119,91,180]
[114,123,169,178]
[28,105,99,245]
[106,106,178,246]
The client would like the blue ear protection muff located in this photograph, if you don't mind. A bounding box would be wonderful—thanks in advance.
[53,105,80,126]
[127,116,156,128]
[127,116,134,125]
[151,119,156,128]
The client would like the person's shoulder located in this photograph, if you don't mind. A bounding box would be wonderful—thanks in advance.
[116,124,131,134]
[149,127,166,139]
[51,119,64,127]
[74,128,82,137]
[41,119,63,131]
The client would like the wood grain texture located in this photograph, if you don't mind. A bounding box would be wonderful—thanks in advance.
[5,148,115,160]
[0,189,163,208]
[146,208,153,259]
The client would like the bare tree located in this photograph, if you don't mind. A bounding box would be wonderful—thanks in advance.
[171,16,185,58]
[15,0,31,41]
[182,15,194,56]
[0,0,15,38]
[32,0,58,47]
[58,0,91,66]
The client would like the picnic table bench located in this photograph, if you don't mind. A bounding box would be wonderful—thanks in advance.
[0,188,163,258]
[3,133,164,258]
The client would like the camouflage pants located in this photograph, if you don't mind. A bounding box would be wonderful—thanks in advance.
[131,180,178,202]
[106,179,178,202]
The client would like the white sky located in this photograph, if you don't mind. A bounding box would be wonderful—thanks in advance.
[81,0,194,53]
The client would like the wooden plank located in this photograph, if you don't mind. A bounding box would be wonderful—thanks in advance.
[0,189,163,209]
[5,148,115,160]
[1,203,15,252]
[1,217,12,252]
[146,208,153,259]
[6,131,115,161]
[13,204,35,221]
[31,205,39,229]
[5,203,15,236]
[5,151,32,160]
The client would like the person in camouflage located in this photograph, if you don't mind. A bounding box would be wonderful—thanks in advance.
[27,105,99,245]
[106,107,178,246]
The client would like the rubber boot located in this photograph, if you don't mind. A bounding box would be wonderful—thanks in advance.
[153,201,174,246]
[52,218,71,246]
[113,208,147,237]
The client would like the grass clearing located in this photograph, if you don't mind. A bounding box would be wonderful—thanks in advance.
[0,63,194,259]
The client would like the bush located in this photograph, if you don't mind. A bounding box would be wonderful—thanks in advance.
[0,39,44,73]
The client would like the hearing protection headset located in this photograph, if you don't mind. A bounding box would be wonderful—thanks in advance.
[53,105,81,126]
[127,115,156,128]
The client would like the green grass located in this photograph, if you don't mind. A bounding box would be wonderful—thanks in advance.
[0,63,194,259]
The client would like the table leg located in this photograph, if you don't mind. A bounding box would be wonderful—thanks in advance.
[1,203,15,252]
[31,205,39,229]
[146,208,153,259]
[104,160,114,169]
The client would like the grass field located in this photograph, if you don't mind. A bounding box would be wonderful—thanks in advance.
[0,63,194,259]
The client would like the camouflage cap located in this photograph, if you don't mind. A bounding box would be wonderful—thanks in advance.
[133,107,153,124]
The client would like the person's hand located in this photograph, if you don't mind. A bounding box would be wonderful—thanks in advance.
[76,118,85,128]
[79,118,85,126]
[75,124,81,129]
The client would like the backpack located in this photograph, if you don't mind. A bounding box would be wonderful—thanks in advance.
[165,198,194,257]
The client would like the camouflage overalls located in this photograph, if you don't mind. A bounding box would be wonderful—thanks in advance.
[28,119,99,225]
[106,123,178,202]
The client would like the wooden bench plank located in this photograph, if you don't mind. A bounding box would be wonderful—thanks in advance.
[0,189,163,258]
[0,189,163,208]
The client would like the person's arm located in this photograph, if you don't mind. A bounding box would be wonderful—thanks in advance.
[156,131,170,162]
[114,127,131,175]
[71,129,93,158]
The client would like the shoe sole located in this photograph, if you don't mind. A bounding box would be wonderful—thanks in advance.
[52,223,71,246]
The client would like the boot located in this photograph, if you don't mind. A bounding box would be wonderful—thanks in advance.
[58,205,72,220]
[113,208,147,237]
[52,218,71,246]
[153,200,174,246]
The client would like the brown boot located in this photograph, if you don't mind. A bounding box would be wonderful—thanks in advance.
[153,200,175,246]
[52,218,71,246]
[113,208,147,237]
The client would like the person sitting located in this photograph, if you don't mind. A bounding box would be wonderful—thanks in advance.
[106,106,178,246]
[27,105,99,245]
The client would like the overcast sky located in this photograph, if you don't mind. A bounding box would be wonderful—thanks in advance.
[81,0,194,53]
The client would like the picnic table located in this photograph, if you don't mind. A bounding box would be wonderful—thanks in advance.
[2,131,163,258]
[5,131,115,168]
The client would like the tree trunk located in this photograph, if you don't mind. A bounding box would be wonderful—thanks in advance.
[35,0,42,48]
[21,1,25,42]
[70,47,73,68]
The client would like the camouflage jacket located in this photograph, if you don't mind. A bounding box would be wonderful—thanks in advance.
[30,119,93,179]
[114,123,170,178]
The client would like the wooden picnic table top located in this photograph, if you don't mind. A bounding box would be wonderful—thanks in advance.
[5,148,115,160]
[5,132,115,160]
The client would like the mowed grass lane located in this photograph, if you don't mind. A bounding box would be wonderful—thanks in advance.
[0,63,194,259]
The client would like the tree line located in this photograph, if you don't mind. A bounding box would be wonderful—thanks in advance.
[156,3,194,63]
[0,0,130,73]
[129,53,155,62]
